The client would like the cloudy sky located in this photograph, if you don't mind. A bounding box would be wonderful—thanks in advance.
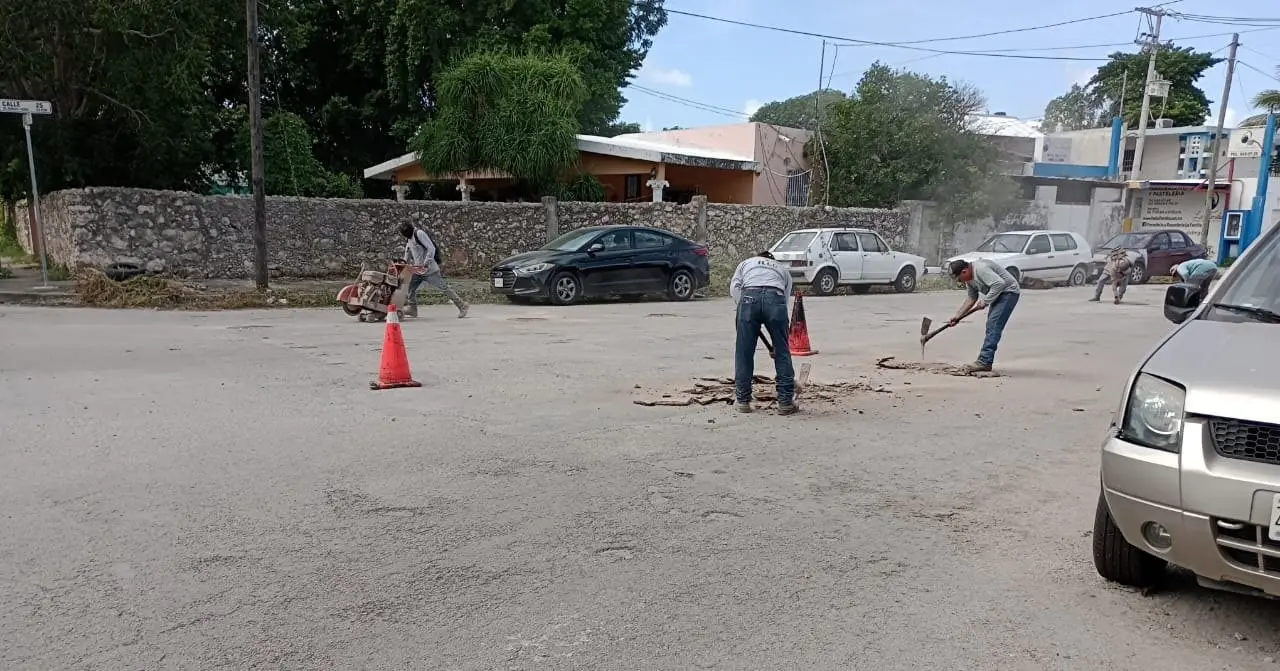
[620,0,1280,130]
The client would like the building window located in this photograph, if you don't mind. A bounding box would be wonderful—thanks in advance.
[1055,182,1092,205]
[624,175,642,200]
[1018,181,1037,200]
[786,169,811,206]
[1122,149,1135,173]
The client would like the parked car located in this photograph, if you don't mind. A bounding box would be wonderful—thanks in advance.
[1093,221,1280,598]
[1089,229,1208,284]
[489,225,710,305]
[768,227,927,296]
[946,230,1092,287]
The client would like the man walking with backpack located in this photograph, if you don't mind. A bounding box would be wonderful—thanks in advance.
[398,223,469,318]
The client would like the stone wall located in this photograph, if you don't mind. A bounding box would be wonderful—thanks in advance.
[16,187,907,279]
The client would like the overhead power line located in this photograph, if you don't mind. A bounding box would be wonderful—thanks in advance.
[661,8,1114,61]
[628,84,748,119]
[830,9,1136,46]
[1238,60,1280,84]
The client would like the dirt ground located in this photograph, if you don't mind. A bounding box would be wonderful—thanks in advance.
[2,284,1278,670]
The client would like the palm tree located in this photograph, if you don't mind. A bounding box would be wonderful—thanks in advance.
[1245,66,1280,127]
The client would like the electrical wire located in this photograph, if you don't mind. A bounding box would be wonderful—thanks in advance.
[660,8,1114,61]
[1241,44,1280,64]
[629,84,748,118]
[1239,60,1280,84]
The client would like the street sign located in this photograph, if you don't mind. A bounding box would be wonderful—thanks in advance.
[0,99,52,115]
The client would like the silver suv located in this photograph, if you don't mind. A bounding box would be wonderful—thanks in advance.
[1095,222,1280,598]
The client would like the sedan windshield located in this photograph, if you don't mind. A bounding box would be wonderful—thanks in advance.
[1099,233,1152,250]
[773,231,818,253]
[1209,230,1280,319]
[974,233,1028,253]
[543,229,603,252]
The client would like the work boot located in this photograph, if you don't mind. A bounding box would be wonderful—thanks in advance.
[457,302,469,318]
[777,401,800,415]
[1088,296,1100,302]
[401,305,418,318]
[735,402,753,414]
[964,361,992,373]
[1113,296,1122,305]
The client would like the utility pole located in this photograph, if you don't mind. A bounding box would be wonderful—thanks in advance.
[1124,7,1164,231]
[246,0,269,289]
[810,40,827,207]
[1199,33,1238,247]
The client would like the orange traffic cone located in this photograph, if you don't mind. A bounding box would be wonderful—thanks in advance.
[370,304,422,390]
[788,291,818,356]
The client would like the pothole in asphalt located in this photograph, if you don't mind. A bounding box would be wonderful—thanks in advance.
[595,546,635,560]
[875,357,1002,378]
[633,374,892,408]
[368,506,425,517]
[645,313,679,318]
[227,324,273,330]
[508,317,547,322]
[700,510,742,521]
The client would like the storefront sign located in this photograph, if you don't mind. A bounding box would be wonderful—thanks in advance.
[1139,187,1224,232]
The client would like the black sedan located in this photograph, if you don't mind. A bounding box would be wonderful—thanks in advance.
[490,226,711,305]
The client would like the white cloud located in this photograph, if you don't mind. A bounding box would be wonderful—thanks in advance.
[640,66,692,88]
[1223,107,1240,128]
[743,99,762,117]
[1069,67,1094,88]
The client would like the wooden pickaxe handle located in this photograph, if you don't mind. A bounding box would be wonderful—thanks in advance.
[921,303,984,345]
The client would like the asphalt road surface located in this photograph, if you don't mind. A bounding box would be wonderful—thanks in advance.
[4,285,1279,670]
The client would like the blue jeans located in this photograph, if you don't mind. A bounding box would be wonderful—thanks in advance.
[734,288,795,404]
[978,292,1020,367]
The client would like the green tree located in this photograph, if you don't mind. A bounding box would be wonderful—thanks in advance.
[412,50,589,191]
[1041,84,1107,132]
[595,122,642,137]
[387,0,666,141]
[1042,44,1223,130]
[0,0,240,200]
[750,90,848,130]
[816,64,1012,224]
[1250,66,1280,122]
[235,111,363,198]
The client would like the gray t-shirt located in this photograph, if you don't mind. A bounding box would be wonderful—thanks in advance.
[965,259,1021,304]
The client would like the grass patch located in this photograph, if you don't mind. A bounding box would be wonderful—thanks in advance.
[0,265,12,280]
[75,269,335,310]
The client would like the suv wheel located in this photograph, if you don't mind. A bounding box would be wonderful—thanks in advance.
[1092,493,1165,587]
[813,268,838,296]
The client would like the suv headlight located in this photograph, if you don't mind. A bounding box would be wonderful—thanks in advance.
[1121,373,1186,452]
[514,262,553,275]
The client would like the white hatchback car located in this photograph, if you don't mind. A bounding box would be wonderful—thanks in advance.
[945,230,1093,287]
[769,227,927,295]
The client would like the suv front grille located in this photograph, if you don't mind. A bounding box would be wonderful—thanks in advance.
[1213,519,1280,576]
[1208,417,1280,466]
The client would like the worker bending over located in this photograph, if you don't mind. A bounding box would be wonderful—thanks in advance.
[1172,258,1218,293]
[947,259,1021,373]
[729,251,798,415]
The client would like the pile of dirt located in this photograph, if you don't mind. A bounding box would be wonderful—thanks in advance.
[875,356,1001,378]
[74,268,332,309]
[633,374,892,408]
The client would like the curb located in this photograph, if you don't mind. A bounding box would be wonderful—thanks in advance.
[0,291,80,306]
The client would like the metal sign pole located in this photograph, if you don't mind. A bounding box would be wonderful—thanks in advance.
[21,112,51,289]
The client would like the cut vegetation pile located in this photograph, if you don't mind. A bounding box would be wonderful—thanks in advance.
[75,269,332,309]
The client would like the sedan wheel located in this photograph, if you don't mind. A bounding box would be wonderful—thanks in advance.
[668,269,695,301]
[1130,262,1148,284]
[813,268,838,296]
[550,272,581,306]
[1068,265,1088,287]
